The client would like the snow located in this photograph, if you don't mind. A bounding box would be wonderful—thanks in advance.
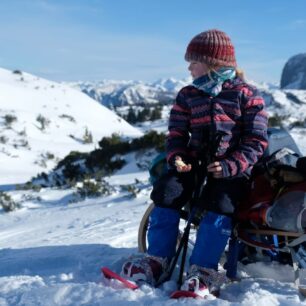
[2,158,306,305]
[0,68,142,184]
[68,77,191,107]
[1,169,306,305]
[2,69,306,305]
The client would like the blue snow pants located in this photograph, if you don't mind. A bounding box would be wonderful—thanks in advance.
[148,172,248,270]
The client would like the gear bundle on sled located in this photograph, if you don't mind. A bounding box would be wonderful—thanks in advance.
[139,127,306,296]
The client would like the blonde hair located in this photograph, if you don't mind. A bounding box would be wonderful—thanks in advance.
[235,68,245,80]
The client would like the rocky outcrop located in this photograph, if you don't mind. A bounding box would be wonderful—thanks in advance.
[280,53,306,89]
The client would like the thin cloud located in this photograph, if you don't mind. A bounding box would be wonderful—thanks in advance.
[0,19,185,81]
[285,19,306,30]
[31,0,58,12]
[32,0,103,14]
[292,19,306,28]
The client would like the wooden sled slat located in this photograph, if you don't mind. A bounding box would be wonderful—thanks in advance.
[242,228,303,237]
[236,227,306,251]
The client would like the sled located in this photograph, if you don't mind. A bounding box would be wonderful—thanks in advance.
[139,127,306,294]
[138,202,306,295]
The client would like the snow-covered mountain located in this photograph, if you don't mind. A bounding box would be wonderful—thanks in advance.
[69,76,306,129]
[69,76,284,109]
[247,80,306,126]
[0,68,142,184]
[68,78,191,107]
[266,89,306,123]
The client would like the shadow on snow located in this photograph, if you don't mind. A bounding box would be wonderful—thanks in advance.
[0,244,137,283]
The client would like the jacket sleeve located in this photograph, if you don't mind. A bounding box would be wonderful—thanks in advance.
[219,89,268,177]
[166,88,191,166]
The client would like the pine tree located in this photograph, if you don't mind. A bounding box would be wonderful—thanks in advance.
[126,107,137,123]
[83,127,93,144]
[150,106,162,121]
[137,107,150,122]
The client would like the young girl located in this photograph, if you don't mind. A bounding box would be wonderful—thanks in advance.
[121,29,268,297]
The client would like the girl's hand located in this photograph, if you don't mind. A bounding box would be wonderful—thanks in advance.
[207,161,223,178]
[174,156,192,172]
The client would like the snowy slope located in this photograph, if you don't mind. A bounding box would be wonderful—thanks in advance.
[1,155,306,305]
[0,68,142,184]
[266,89,306,122]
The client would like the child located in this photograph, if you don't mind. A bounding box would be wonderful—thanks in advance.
[121,29,268,297]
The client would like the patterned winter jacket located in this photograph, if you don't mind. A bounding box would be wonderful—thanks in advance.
[166,77,268,178]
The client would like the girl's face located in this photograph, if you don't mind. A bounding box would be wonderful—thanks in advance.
[188,61,209,79]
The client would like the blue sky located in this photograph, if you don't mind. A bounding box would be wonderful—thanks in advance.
[0,0,306,84]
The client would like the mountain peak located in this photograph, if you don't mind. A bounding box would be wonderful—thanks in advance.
[280,53,306,89]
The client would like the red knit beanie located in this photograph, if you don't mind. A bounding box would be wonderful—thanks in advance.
[185,29,237,68]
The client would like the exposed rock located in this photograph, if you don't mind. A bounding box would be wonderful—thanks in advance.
[280,53,306,89]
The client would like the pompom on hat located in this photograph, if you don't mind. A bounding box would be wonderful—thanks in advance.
[185,29,237,68]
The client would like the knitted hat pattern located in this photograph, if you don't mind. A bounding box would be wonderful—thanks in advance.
[185,29,237,68]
